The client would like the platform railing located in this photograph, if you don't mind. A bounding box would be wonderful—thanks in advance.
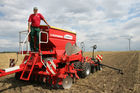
[39,31,49,68]
[19,26,50,55]
[39,31,48,44]
[19,30,30,55]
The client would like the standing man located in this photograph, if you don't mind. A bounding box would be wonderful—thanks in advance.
[28,7,50,51]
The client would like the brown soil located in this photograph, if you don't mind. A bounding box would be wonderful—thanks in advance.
[0,51,140,93]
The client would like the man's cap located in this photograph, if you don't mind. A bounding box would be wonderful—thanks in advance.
[33,7,38,10]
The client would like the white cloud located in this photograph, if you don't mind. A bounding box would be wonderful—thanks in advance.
[0,39,18,48]
[0,0,140,51]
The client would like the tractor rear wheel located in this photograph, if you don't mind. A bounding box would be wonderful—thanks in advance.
[80,63,91,78]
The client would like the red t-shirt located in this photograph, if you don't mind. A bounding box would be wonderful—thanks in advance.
[28,13,45,27]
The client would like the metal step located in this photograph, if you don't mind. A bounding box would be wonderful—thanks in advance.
[20,53,38,81]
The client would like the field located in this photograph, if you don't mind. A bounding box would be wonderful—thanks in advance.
[0,51,140,93]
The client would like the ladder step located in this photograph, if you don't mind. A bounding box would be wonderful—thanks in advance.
[20,53,38,81]
[20,78,29,81]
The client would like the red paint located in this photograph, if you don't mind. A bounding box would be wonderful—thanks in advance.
[28,13,44,27]
[0,25,102,87]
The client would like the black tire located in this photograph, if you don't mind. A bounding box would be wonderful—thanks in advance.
[73,62,82,77]
[95,64,102,71]
[95,65,99,71]
[98,64,102,71]
[73,62,82,69]
[80,63,91,78]
[91,64,95,73]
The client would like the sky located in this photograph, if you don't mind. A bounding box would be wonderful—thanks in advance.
[0,0,140,52]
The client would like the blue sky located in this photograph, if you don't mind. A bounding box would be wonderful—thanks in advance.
[0,0,140,52]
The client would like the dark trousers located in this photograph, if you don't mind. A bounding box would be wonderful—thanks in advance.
[30,26,40,51]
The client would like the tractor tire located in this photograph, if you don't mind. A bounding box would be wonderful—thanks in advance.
[98,64,102,71]
[80,63,91,78]
[15,72,22,80]
[95,64,102,71]
[73,62,82,77]
[95,65,99,71]
[91,64,95,73]
[73,62,82,69]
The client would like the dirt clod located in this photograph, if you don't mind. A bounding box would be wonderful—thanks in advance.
[0,51,140,93]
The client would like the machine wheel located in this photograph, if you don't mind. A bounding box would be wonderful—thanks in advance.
[95,65,99,71]
[62,76,73,89]
[91,64,95,73]
[80,63,91,78]
[73,62,81,69]
[98,64,102,71]
[15,72,22,80]
[95,63,102,71]
[73,62,82,77]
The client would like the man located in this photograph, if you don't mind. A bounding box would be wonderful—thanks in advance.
[28,7,49,51]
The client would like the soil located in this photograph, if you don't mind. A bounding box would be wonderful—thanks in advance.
[0,51,140,93]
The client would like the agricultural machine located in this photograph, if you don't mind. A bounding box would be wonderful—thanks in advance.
[0,25,122,89]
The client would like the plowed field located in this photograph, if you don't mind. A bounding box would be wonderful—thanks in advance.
[0,51,140,93]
